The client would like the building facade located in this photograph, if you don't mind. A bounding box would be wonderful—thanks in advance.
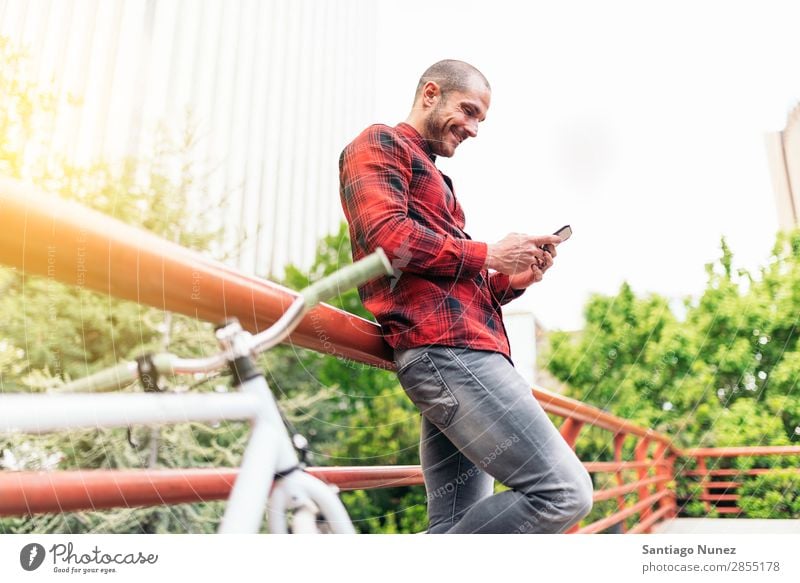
[0,0,377,276]
[765,103,800,231]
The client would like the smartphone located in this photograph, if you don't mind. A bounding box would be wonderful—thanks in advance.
[553,224,572,241]
[542,225,571,255]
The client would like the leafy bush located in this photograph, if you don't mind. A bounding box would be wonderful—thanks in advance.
[739,470,800,518]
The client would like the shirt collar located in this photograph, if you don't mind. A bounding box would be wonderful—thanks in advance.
[395,122,436,162]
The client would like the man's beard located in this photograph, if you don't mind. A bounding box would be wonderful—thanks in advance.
[423,102,448,155]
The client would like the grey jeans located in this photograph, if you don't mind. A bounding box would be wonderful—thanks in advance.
[395,345,593,534]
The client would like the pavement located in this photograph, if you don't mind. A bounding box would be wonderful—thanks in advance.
[652,518,800,534]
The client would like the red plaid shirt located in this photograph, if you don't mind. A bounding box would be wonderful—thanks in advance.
[339,122,524,358]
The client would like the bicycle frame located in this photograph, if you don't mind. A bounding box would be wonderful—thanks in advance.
[0,382,272,531]
[0,371,354,533]
[0,249,392,533]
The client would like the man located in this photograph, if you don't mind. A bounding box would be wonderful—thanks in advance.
[339,60,593,533]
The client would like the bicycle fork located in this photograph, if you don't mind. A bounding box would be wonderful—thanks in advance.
[215,322,354,534]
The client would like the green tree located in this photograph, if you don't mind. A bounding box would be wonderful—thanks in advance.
[547,235,800,446]
[544,233,800,519]
[0,37,244,533]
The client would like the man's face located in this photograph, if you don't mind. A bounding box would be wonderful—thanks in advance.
[422,82,490,158]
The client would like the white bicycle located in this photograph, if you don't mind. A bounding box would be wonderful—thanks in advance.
[0,249,392,533]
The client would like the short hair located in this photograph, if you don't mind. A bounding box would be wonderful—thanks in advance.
[413,59,490,103]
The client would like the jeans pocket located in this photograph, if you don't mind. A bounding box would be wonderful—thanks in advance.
[397,352,459,428]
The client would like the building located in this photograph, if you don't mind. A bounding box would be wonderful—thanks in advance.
[765,102,800,231]
[503,310,538,386]
[0,0,377,276]
[503,310,572,393]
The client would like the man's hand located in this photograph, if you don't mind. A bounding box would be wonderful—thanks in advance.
[485,232,562,275]
[507,248,555,290]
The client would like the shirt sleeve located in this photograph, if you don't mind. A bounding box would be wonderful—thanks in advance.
[339,126,487,279]
[488,272,526,306]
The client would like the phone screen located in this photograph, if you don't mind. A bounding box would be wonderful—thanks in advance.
[554,225,572,241]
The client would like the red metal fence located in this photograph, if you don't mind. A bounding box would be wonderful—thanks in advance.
[1,178,799,532]
[681,447,800,516]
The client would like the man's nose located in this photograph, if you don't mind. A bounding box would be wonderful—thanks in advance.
[465,120,478,138]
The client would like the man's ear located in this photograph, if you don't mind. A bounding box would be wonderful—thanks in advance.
[421,81,440,107]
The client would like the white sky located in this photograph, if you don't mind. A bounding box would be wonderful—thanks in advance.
[371,0,800,330]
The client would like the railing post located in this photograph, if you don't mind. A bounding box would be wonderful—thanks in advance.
[635,437,653,529]
[695,455,712,514]
[559,418,585,449]
[613,433,628,533]
[665,452,679,519]
[653,442,674,517]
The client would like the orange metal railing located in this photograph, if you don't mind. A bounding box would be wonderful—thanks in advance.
[0,177,392,368]
[681,447,800,516]
[1,177,799,532]
[0,467,424,516]
[533,389,681,533]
